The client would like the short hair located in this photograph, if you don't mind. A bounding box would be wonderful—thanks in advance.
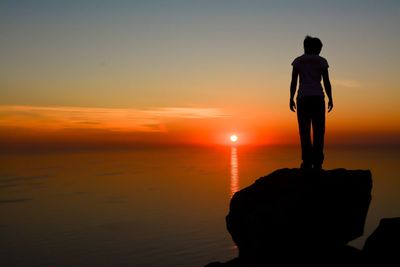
[303,35,323,55]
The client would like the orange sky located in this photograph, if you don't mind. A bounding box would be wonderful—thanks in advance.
[1,103,399,149]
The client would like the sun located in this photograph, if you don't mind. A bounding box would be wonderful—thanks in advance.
[230,134,238,143]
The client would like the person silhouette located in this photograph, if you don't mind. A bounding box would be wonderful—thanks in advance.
[290,36,333,170]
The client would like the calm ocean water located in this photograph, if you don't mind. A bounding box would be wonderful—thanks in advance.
[1,145,399,266]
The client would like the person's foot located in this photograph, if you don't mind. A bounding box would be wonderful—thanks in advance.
[300,162,312,170]
[313,163,322,170]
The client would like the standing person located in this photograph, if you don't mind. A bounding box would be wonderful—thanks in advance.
[289,36,333,170]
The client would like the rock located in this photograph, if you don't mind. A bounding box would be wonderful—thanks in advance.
[363,217,400,265]
[209,168,373,266]
[204,258,241,267]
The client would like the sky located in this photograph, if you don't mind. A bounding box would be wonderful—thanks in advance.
[1,0,399,148]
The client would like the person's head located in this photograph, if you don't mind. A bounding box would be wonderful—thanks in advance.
[303,35,323,55]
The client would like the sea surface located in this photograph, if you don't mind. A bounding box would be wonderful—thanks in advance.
[1,145,399,266]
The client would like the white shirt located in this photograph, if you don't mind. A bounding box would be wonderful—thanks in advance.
[292,54,329,99]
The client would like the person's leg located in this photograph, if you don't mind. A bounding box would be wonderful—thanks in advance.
[297,98,312,168]
[311,97,326,169]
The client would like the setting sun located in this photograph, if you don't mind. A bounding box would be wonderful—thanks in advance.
[230,134,238,143]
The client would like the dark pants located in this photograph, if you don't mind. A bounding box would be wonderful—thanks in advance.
[297,96,325,166]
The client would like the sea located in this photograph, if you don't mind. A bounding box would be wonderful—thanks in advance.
[1,145,399,266]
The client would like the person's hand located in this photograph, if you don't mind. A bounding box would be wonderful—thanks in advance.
[290,99,296,112]
[328,100,334,112]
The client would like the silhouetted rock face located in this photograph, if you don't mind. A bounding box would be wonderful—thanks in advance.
[363,217,400,264]
[225,168,372,265]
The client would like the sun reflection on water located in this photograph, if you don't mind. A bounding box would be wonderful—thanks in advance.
[230,146,239,197]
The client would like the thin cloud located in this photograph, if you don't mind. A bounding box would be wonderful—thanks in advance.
[0,105,230,132]
[145,107,230,119]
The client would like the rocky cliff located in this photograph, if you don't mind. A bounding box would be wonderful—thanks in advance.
[206,168,373,266]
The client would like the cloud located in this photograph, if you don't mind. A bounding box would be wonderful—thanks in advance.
[333,79,362,88]
[0,105,229,133]
[145,107,230,119]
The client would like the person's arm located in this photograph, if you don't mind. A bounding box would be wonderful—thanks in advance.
[322,68,333,112]
[290,67,298,112]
